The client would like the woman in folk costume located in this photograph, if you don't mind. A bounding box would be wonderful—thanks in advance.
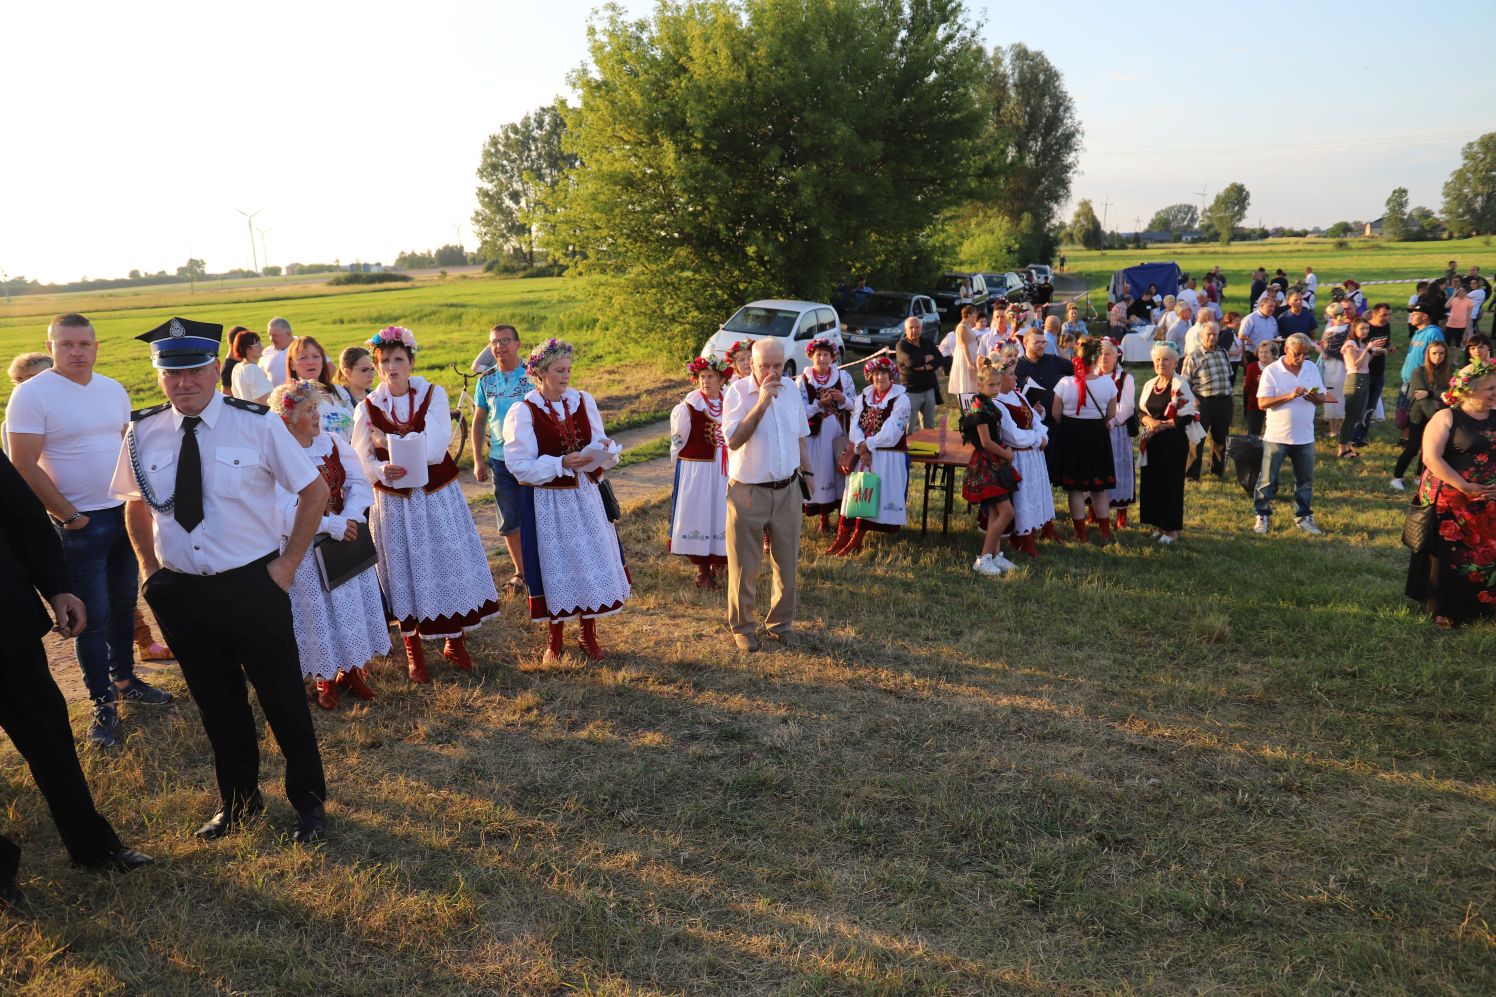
[503,338,632,662]
[350,326,501,683]
[270,380,388,710]
[1050,336,1119,544]
[1096,339,1137,529]
[725,340,754,381]
[668,356,730,590]
[992,353,1054,558]
[827,354,911,556]
[798,337,854,533]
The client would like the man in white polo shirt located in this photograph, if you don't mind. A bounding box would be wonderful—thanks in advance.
[722,339,812,652]
[6,313,175,748]
[258,316,293,388]
[1252,332,1327,536]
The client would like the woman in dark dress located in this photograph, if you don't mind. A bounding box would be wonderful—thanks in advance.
[1136,342,1198,545]
[1406,360,1496,627]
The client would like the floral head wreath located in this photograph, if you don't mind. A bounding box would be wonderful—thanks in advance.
[525,337,574,378]
[863,355,898,380]
[805,337,842,360]
[724,339,754,361]
[271,378,321,417]
[1443,359,1496,407]
[686,355,730,379]
[367,325,417,353]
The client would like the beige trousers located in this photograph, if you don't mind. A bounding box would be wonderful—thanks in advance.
[725,479,802,636]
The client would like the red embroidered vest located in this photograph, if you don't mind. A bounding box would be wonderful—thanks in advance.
[677,402,723,462]
[859,394,907,452]
[803,373,849,436]
[318,439,347,515]
[1000,395,1035,430]
[523,395,601,488]
[362,384,459,496]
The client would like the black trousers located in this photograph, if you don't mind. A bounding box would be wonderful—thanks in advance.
[143,554,326,814]
[1188,395,1234,479]
[0,640,122,871]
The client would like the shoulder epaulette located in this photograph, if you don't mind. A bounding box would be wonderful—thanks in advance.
[130,403,170,422]
[224,396,270,415]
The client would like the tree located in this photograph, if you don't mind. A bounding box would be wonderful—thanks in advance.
[1325,221,1354,238]
[1206,182,1250,244]
[1146,203,1197,240]
[175,258,205,278]
[549,0,992,355]
[434,243,467,267]
[1408,206,1443,242]
[473,102,576,268]
[1382,186,1409,241]
[982,43,1082,232]
[128,269,142,280]
[1441,132,1496,237]
[1068,199,1103,250]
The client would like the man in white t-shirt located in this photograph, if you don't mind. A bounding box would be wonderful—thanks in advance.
[1252,332,1327,536]
[1177,278,1200,312]
[5,313,175,747]
[1159,303,1193,350]
[258,316,293,388]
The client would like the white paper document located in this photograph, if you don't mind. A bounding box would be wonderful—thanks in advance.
[387,432,429,489]
[575,440,623,473]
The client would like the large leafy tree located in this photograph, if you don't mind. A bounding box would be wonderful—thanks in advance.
[1146,203,1197,240]
[1068,199,1103,250]
[473,103,576,267]
[548,0,991,354]
[1441,132,1496,237]
[982,43,1083,238]
[1207,182,1250,245]
[1382,186,1409,241]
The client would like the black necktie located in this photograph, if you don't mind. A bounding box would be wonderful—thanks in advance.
[174,416,204,532]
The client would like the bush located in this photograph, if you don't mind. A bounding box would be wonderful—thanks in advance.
[1332,239,1351,250]
[327,272,414,286]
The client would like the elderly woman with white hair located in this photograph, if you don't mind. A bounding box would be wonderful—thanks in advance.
[1136,342,1198,544]
[503,338,631,662]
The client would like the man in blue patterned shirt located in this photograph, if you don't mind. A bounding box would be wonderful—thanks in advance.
[471,324,532,594]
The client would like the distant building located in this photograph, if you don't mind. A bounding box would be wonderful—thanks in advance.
[1122,229,1205,245]
[1364,217,1384,237]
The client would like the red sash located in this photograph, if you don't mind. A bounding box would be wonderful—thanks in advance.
[363,385,459,496]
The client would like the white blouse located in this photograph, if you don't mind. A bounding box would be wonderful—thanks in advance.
[276,431,373,539]
[992,391,1048,449]
[848,384,910,449]
[350,376,453,487]
[1053,374,1119,421]
[502,388,616,485]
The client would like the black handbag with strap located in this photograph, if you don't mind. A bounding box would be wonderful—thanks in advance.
[597,478,622,522]
[1402,492,1439,554]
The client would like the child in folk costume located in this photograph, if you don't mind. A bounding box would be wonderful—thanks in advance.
[271,380,388,710]
[668,356,730,590]
[350,327,501,683]
[503,339,632,663]
[798,337,854,533]
[961,357,1021,576]
[1097,339,1137,529]
[828,355,911,556]
[725,340,754,381]
[992,355,1054,557]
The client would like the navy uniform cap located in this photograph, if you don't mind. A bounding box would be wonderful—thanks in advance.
[137,317,223,369]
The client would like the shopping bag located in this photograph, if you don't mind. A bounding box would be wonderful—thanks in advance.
[842,470,881,519]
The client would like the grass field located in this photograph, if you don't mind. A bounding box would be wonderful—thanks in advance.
[1,402,1493,992]
[0,273,690,433]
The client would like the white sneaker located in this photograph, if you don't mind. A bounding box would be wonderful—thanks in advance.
[1389,478,1405,492]
[1158,534,1175,545]
[993,553,1017,572]
[972,555,988,574]
[1252,515,1269,534]
[973,554,1005,577]
[1296,515,1323,536]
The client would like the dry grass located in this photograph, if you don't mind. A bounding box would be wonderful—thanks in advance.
[2,416,1494,994]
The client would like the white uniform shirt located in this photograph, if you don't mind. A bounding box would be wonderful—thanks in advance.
[1258,358,1326,446]
[722,374,810,483]
[110,391,318,575]
[232,360,272,401]
[4,369,130,512]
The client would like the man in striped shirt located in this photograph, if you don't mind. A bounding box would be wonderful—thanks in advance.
[1181,322,1235,480]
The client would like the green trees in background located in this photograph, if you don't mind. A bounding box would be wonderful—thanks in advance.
[1383,186,1409,241]
[1067,199,1103,250]
[1441,132,1496,238]
[1207,182,1251,245]
[1147,203,1198,241]
[473,102,576,268]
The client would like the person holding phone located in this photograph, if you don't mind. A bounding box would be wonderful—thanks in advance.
[1252,333,1328,536]
[1337,320,1387,459]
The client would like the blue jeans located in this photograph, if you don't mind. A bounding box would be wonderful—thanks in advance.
[1352,373,1384,446]
[58,504,139,704]
[487,457,522,537]
[1253,441,1315,520]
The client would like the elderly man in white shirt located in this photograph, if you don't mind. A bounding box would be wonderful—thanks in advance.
[1159,303,1192,351]
[258,316,293,388]
[722,339,812,652]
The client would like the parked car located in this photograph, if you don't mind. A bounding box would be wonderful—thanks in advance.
[929,272,990,323]
[1026,264,1054,283]
[698,299,842,377]
[981,271,1030,304]
[841,292,940,353]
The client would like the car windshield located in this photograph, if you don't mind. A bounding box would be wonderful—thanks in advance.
[722,306,799,337]
[936,275,968,293]
[847,294,909,316]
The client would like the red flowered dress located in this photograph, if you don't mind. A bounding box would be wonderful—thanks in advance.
[1406,407,1496,621]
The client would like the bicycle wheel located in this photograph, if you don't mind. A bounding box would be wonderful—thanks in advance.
[449,411,468,463]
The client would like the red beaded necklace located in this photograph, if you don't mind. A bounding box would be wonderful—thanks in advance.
[386,382,419,434]
[809,366,834,386]
[871,384,891,406]
[536,392,583,453]
[699,389,723,420]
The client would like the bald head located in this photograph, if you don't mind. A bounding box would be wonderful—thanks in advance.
[751,338,786,383]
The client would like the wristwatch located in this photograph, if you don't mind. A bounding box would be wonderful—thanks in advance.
[56,512,83,527]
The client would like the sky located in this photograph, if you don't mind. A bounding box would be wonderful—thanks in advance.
[3,0,1489,284]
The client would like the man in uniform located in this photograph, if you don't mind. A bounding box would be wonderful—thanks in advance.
[111,317,332,844]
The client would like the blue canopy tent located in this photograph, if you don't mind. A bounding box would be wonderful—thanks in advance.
[1109,261,1182,303]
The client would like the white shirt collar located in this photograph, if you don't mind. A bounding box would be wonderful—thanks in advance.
[173,387,224,430]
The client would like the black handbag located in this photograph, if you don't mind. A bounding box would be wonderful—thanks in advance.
[1125,412,1140,437]
[597,478,622,522]
[313,521,378,591]
[1402,495,1438,553]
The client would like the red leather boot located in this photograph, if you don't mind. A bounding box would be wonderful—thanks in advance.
[694,564,714,589]
[817,510,831,533]
[825,517,854,554]
[314,678,340,710]
[1040,520,1061,543]
[578,617,606,661]
[1097,518,1114,543]
[836,522,867,556]
[442,636,474,672]
[1115,507,1129,529]
[403,635,430,684]
[341,667,376,701]
[1019,532,1039,558]
[543,621,566,664]
[1071,517,1089,543]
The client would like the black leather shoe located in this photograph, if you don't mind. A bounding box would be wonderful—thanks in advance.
[101,848,154,873]
[194,795,265,840]
[291,806,326,845]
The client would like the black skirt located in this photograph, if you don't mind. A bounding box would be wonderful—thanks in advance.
[1054,417,1116,491]
[1140,426,1188,531]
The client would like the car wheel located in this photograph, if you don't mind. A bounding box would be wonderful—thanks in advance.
[783,359,797,377]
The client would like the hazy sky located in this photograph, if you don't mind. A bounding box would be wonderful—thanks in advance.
[4,0,1487,283]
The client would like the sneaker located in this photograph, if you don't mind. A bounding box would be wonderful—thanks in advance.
[1296,515,1323,536]
[992,553,1018,572]
[1252,515,1269,534]
[1158,534,1175,545]
[1389,478,1405,492]
[973,555,1005,577]
[89,704,120,748]
[971,554,989,574]
[116,678,173,705]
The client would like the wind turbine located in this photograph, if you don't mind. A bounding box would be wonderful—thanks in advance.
[1194,184,1210,217]
[450,221,465,247]
[232,207,261,271]
[256,226,271,272]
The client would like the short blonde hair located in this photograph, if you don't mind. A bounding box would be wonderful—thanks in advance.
[7,352,52,385]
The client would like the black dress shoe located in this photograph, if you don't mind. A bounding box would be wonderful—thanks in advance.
[195,795,265,840]
[101,848,154,873]
[290,806,326,845]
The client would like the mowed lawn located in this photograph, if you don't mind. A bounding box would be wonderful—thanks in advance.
[1,402,1492,992]
[0,274,690,432]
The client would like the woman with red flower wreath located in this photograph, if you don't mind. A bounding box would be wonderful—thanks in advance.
[503,339,632,661]
[1406,359,1496,626]
[1050,336,1119,543]
[828,355,910,556]
[798,337,854,533]
[725,340,755,381]
[351,327,501,683]
[668,356,730,589]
